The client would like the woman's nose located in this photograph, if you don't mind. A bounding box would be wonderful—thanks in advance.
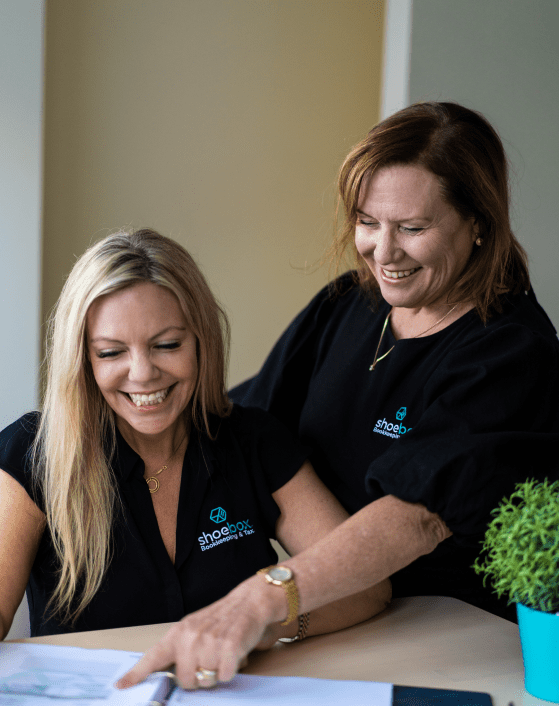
[128,352,158,383]
[371,226,401,265]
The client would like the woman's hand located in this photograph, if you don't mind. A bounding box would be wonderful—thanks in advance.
[116,575,287,690]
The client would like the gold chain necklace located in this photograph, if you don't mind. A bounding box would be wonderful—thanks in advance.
[369,305,457,371]
[369,310,395,371]
[145,431,188,494]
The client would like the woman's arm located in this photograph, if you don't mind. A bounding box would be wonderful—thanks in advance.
[0,469,45,639]
[285,493,451,610]
[261,461,391,644]
[118,477,450,689]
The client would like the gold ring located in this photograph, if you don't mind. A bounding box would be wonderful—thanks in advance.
[195,668,218,688]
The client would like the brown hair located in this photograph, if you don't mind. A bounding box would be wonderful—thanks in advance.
[34,228,231,624]
[333,101,530,321]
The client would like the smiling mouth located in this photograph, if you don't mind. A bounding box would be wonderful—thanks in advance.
[382,267,421,279]
[125,386,173,408]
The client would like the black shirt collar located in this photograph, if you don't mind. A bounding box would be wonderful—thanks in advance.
[110,420,220,483]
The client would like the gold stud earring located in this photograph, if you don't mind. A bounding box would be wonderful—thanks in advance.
[475,237,483,246]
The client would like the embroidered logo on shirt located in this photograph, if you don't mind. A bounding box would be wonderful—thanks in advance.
[198,509,255,551]
[373,407,413,439]
[210,507,227,523]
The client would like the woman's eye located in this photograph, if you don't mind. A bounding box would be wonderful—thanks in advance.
[97,350,121,359]
[357,217,377,227]
[156,342,181,350]
[400,226,423,234]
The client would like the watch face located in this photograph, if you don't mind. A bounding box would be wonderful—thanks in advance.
[269,566,292,582]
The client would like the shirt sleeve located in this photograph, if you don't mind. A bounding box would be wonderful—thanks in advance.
[0,412,43,510]
[229,405,311,494]
[219,406,311,541]
[365,322,559,547]
[229,274,355,437]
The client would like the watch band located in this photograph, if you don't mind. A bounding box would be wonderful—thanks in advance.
[278,611,310,642]
[257,565,299,626]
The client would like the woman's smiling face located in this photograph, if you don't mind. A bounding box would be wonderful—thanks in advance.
[86,282,198,442]
[355,164,477,313]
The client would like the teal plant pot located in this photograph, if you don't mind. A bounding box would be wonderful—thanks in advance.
[517,603,559,702]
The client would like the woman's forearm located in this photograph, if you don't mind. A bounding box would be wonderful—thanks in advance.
[269,463,396,640]
[260,578,392,646]
[283,495,450,615]
[304,579,392,635]
[259,495,447,645]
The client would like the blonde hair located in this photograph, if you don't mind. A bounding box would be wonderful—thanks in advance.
[33,228,231,624]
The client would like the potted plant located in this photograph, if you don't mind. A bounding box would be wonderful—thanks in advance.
[474,478,559,702]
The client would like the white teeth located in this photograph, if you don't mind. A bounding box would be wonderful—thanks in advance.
[128,388,170,407]
[383,268,418,279]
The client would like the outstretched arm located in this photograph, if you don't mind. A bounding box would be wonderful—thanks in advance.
[118,464,450,689]
[0,469,45,639]
[259,461,391,645]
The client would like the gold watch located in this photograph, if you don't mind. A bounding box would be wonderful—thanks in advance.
[257,565,299,626]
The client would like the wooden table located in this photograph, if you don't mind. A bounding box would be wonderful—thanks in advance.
[18,596,550,706]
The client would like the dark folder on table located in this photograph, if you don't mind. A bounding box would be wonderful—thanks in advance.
[393,684,493,706]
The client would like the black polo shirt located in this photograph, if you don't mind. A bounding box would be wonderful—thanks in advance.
[0,405,308,636]
[230,273,559,620]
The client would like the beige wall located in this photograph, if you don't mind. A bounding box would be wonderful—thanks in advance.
[43,0,384,385]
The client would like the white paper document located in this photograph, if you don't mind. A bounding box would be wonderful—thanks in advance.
[0,642,392,706]
[0,642,169,705]
[168,673,392,706]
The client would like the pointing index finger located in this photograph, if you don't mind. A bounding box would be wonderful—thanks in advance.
[115,642,175,689]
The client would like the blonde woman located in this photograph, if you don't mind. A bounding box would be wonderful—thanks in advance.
[0,228,390,643]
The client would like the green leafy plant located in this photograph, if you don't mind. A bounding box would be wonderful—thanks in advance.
[474,479,559,613]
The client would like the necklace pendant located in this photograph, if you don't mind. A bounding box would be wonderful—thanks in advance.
[146,476,160,494]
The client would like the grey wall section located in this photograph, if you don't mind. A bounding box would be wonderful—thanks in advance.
[0,0,42,428]
[0,0,43,639]
[409,0,559,327]
[381,0,412,118]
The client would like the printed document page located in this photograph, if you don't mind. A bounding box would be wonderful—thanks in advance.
[168,673,393,706]
[0,642,169,705]
[0,644,393,705]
